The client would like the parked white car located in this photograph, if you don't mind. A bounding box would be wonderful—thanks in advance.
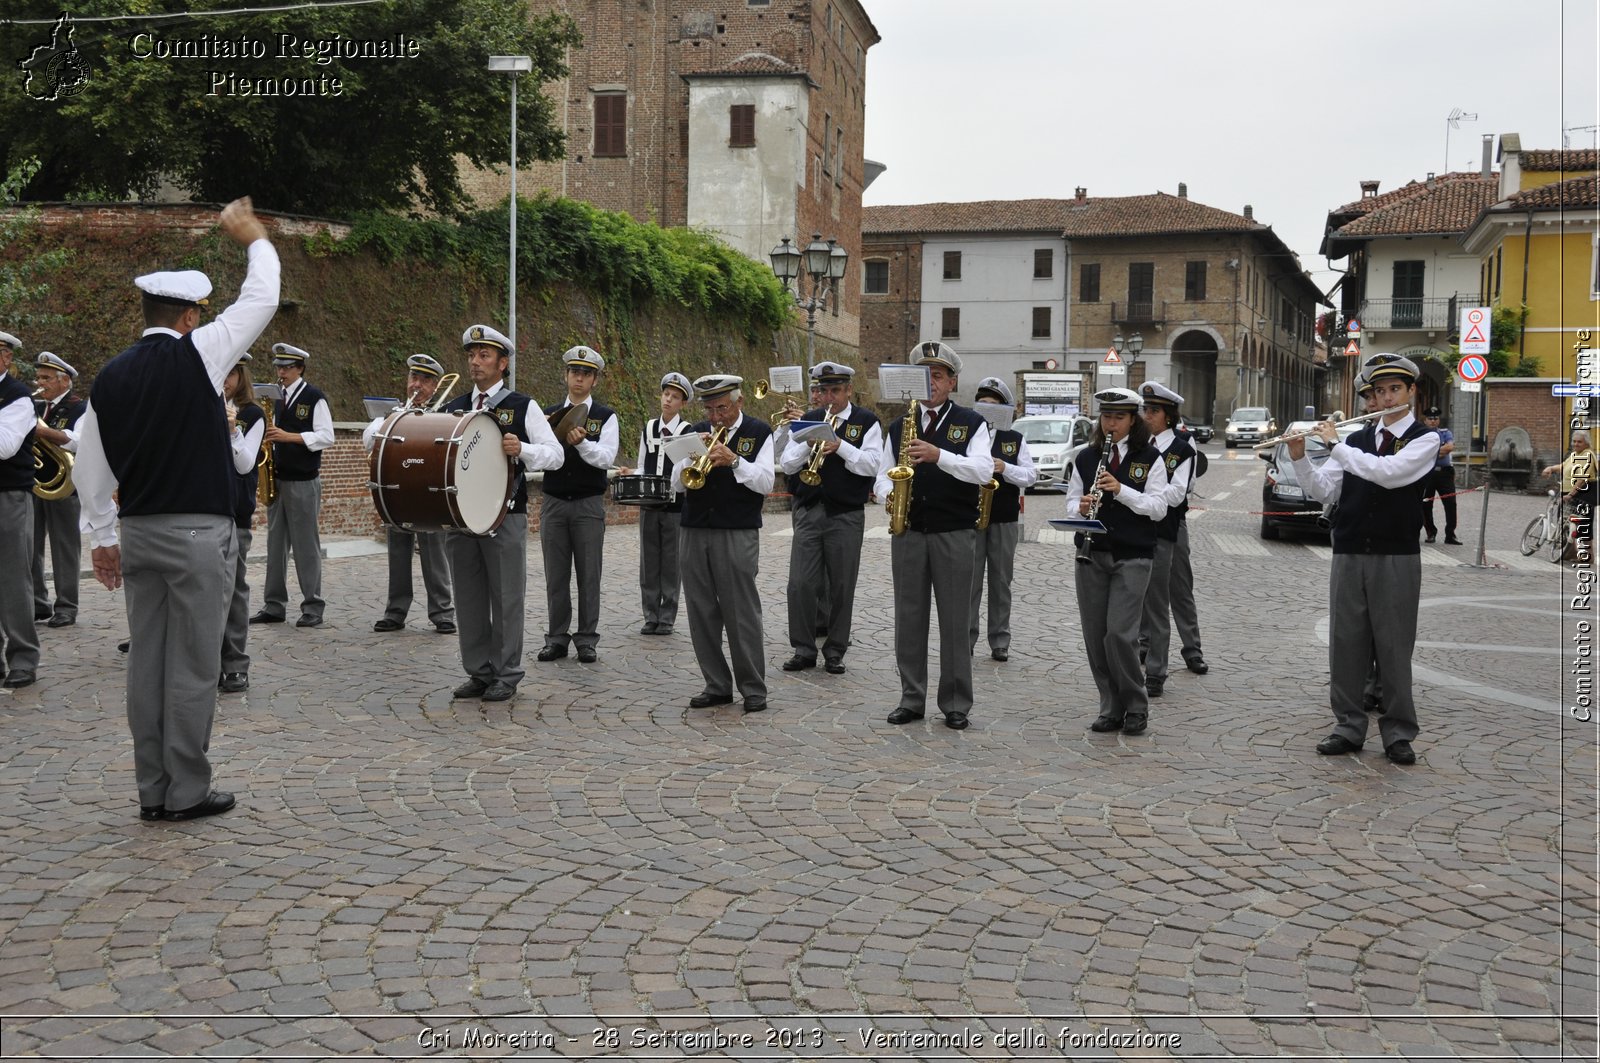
[1014,415,1093,491]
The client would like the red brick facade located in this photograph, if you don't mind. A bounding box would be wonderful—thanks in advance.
[858,234,921,372]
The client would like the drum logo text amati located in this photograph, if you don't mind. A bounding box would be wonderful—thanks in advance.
[461,433,480,469]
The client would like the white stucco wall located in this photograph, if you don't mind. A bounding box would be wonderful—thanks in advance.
[919,234,1072,387]
[686,78,808,264]
[1362,235,1482,341]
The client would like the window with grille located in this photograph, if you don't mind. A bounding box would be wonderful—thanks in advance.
[864,259,889,295]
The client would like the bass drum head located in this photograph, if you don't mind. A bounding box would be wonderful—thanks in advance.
[451,410,513,536]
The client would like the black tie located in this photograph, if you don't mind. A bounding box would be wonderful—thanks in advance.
[923,406,939,436]
[476,393,486,411]
[1378,428,1394,454]
[1107,443,1121,475]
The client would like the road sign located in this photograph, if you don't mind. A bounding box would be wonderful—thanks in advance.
[1044,358,1058,370]
[1458,353,1489,383]
[1347,318,1361,336]
[1460,307,1491,354]
[1553,383,1600,397]
[1344,340,1361,357]
[1460,380,1482,393]
[1103,348,1123,365]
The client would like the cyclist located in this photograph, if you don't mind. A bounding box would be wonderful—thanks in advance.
[1542,431,1595,548]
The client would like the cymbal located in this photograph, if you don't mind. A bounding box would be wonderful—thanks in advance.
[550,404,588,440]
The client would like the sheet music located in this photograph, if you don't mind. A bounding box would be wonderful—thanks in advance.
[766,365,805,395]
[661,432,709,465]
[790,422,838,445]
[363,397,401,419]
[972,403,1016,432]
[253,383,283,405]
[878,364,931,402]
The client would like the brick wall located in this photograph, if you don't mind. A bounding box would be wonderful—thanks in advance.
[1485,378,1565,486]
[860,234,922,371]
[31,202,350,238]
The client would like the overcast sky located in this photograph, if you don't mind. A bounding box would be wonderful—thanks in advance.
[860,0,1599,292]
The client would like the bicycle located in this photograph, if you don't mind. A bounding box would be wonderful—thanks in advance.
[1520,489,1577,563]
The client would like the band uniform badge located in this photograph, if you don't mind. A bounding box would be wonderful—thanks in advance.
[496,408,513,425]
[585,418,601,436]
[1130,462,1150,482]
[469,326,485,341]
[948,424,969,443]
[1164,453,1182,473]
[845,424,863,442]
[1001,442,1018,457]
[295,404,310,419]
[736,436,755,456]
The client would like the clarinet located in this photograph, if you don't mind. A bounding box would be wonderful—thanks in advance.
[1074,446,1112,563]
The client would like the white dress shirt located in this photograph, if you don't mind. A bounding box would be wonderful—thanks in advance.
[36,395,80,454]
[1292,411,1439,506]
[779,402,885,479]
[231,414,266,475]
[999,438,1040,491]
[469,381,564,473]
[0,370,34,460]
[282,377,335,452]
[1061,435,1171,523]
[558,395,620,469]
[872,403,995,499]
[1148,428,1195,509]
[76,237,282,548]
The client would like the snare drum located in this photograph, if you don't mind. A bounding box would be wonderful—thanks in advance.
[369,409,514,536]
[611,474,671,507]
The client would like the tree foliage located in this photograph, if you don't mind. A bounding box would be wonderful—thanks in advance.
[0,158,70,331]
[0,0,580,217]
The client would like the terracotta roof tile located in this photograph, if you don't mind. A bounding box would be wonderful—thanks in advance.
[1059,192,1260,237]
[1503,173,1600,210]
[686,52,804,77]
[1330,174,1499,238]
[864,192,1263,238]
[1327,171,1489,221]
[864,198,1078,235]
[1520,148,1598,172]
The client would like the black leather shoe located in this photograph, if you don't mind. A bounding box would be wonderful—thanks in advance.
[164,791,235,821]
[46,614,74,628]
[781,655,816,671]
[452,678,489,699]
[1,671,35,689]
[249,611,284,625]
[1184,656,1208,675]
[1089,715,1123,732]
[689,692,734,708]
[944,713,969,730]
[640,624,657,635]
[295,615,323,628]
[742,699,768,714]
[886,707,925,725]
[140,805,164,822]
[536,645,568,662]
[1444,536,1463,545]
[433,620,456,634]
[1385,740,1417,765]
[1122,715,1148,736]
[824,657,845,674]
[991,650,1009,662]
[219,672,249,693]
[482,681,517,702]
[373,617,404,632]
[117,640,130,654]
[1145,677,1165,698]
[652,627,673,636]
[576,647,597,663]
[1424,533,1436,543]
[1317,734,1363,756]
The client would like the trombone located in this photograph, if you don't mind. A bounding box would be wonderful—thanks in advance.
[1250,407,1395,450]
[751,378,804,425]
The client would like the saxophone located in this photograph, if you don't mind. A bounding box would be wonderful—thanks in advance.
[257,390,278,507]
[1074,445,1112,563]
[886,400,919,536]
[976,473,998,531]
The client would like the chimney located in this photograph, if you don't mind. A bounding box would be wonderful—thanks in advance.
[1177,182,1187,198]
[1425,172,1436,188]
[1481,134,1494,177]
[1074,186,1087,201]
[1243,204,1253,220]
[1360,179,1380,198]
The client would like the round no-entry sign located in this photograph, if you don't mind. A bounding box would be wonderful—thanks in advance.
[1458,354,1489,383]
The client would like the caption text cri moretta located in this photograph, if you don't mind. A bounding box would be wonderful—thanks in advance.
[130,32,421,97]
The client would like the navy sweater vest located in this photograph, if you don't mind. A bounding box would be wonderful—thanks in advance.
[790,405,879,512]
[680,417,772,530]
[884,403,987,534]
[0,374,36,491]
[989,428,1024,525]
[541,400,615,499]
[641,417,688,513]
[1073,442,1160,559]
[233,403,264,528]
[1153,434,1196,541]
[1331,420,1434,555]
[272,381,327,481]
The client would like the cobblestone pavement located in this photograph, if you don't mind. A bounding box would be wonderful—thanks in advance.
[1,447,1595,1060]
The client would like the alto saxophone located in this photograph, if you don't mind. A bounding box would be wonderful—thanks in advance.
[681,425,729,490]
[1075,446,1112,563]
[886,399,919,536]
[976,472,998,531]
[257,390,278,507]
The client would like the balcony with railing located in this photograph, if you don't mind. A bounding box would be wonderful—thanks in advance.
[1358,296,1464,332]
[1110,300,1166,326]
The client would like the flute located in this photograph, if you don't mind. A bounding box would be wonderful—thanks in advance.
[1251,407,1397,450]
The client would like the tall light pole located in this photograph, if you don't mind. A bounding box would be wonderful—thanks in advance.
[489,55,533,387]
[768,232,847,373]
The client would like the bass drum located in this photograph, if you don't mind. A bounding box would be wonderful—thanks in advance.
[369,409,514,536]
[611,474,671,507]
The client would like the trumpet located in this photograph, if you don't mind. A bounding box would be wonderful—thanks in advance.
[798,414,839,487]
[681,425,729,490]
[752,379,804,424]
[886,399,919,535]
[1250,407,1395,450]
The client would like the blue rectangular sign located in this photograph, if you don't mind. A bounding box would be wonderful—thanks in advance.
[1552,384,1600,397]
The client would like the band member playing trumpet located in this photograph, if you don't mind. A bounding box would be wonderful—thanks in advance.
[537,346,619,665]
[363,354,456,636]
[1291,353,1438,766]
[968,377,1036,663]
[0,330,40,688]
[1065,387,1169,737]
[676,374,774,714]
[875,343,992,731]
[616,372,693,635]
[30,352,86,628]
[439,326,563,702]
[220,353,264,693]
[1136,381,1199,699]
[779,361,881,675]
[252,343,332,628]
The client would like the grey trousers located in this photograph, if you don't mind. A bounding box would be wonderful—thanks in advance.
[1140,536,1178,681]
[31,493,81,619]
[0,490,40,677]
[384,527,453,624]
[540,494,604,650]
[1075,551,1154,722]
[263,477,324,620]
[121,514,235,810]
[639,507,682,629]
[1169,522,1203,660]
[1328,553,1421,747]
[449,513,528,687]
[221,526,253,675]
[786,502,864,660]
[680,526,767,701]
[968,520,1021,655]
[891,527,976,717]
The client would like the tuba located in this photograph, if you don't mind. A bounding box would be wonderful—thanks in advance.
[681,425,729,490]
[886,399,919,536]
[30,388,74,502]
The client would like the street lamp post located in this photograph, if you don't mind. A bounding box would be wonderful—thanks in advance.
[1110,332,1143,389]
[768,232,847,373]
[488,54,533,388]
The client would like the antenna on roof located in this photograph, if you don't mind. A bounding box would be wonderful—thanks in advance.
[1444,108,1478,172]
[1565,125,1599,149]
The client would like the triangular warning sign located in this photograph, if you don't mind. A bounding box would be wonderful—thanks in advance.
[1103,348,1123,365]
[1463,323,1486,344]
[1344,340,1360,357]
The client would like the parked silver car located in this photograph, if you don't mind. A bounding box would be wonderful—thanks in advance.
[1224,407,1276,448]
[1014,415,1093,491]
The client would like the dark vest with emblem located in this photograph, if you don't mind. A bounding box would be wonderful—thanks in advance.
[0,373,37,492]
[440,388,538,515]
[884,403,987,534]
[680,415,772,530]
[35,392,87,433]
[271,380,327,481]
[1072,441,1160,559]
[790,404,879,513]
[541,399,615,499]
[91,332,232,518]
[641,416,688,513]
[989,428,1024,524]
[1331,420,1434,556]
[1153,433,1196,541]
[233,403,264,528]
